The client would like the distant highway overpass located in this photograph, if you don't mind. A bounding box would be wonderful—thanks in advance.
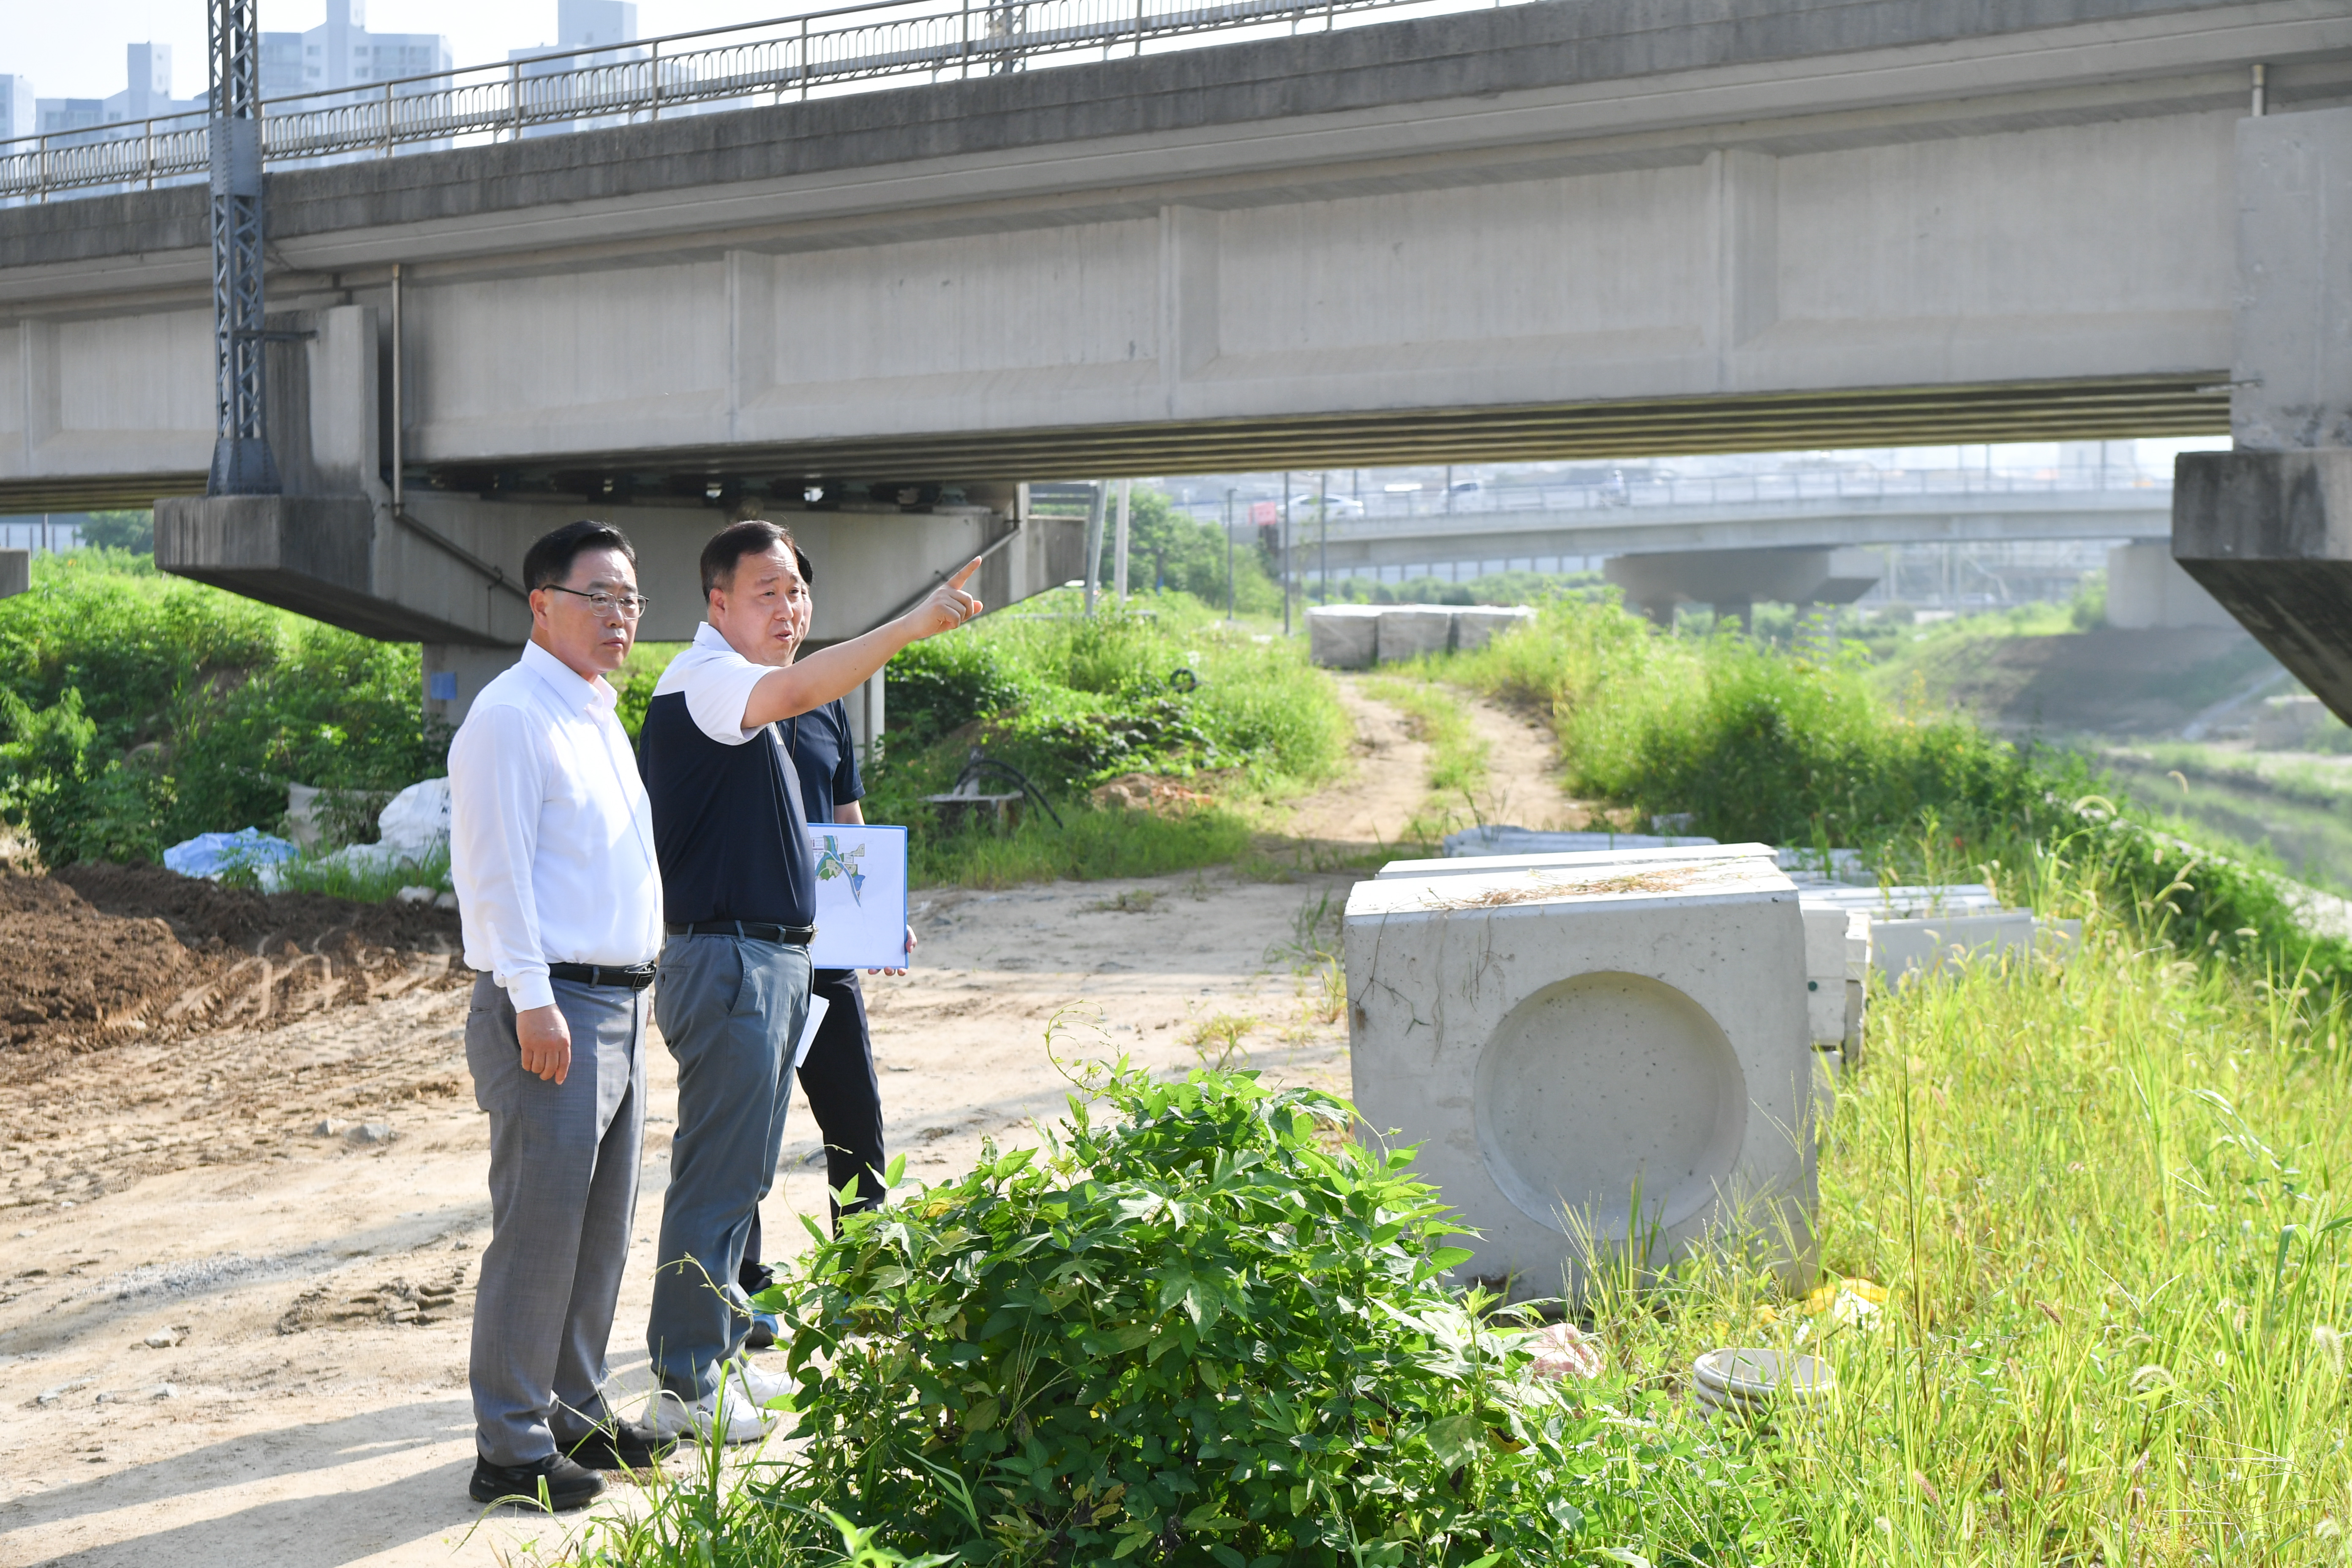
[1276,478,2173,576]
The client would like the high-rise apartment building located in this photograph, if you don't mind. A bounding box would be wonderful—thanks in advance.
[31,44,204,136]
[260,0,453,103]
[0,77,36,140]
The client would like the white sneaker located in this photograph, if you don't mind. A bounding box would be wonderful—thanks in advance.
[646,1384,771,1446]
[727,1356,792,1410]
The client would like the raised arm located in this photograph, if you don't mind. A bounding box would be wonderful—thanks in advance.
[740,558,983,730]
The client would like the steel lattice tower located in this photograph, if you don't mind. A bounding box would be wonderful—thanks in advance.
[206,0,280,495]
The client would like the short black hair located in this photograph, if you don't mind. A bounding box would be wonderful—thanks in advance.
[523,520,637,593]
[700,518,800,597]
[794,545,814,587]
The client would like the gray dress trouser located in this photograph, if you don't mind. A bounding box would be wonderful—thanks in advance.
[646,931,810,1401]
[465,973,647,1466]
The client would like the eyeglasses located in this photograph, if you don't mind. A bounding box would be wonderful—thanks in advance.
[544,584,649,618]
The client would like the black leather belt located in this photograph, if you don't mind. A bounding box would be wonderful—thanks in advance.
[666,920,817,946]
[547,961,658,990]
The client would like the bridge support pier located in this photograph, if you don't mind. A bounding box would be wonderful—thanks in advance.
[2175,106,2352,719]
[1602,547,1882,628]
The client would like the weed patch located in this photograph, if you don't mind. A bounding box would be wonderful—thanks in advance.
[577,1059,1714,1566]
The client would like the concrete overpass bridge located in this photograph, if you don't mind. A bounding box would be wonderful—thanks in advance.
[3,0,2350,720]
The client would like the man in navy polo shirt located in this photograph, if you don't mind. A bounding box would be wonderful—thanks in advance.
[637,520,979,1441]
[735,546,908,1346]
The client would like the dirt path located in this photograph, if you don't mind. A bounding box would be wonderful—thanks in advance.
[1458,699,1587,833]
[1278,675,1434,850]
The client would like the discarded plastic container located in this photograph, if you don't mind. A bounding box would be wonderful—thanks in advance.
[1689,1347,1835,1421]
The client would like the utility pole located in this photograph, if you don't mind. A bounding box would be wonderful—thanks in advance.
[207,0,280,495]
[1082,482,1107,614]
[1113,478,1132,603]
[1223,488,1236,621]
[1279,472,1292,637]
[1317,469,1329,606]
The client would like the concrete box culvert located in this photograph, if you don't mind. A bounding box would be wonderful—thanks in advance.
[1375,607,1455,662]
[1344,849,1816,1304]
[1307,604,1382,669]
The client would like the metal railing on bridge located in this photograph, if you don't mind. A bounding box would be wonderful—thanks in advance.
[1,0,1448,203]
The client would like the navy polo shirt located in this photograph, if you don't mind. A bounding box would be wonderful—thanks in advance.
[637,623,816,928]
[784,698,865,827]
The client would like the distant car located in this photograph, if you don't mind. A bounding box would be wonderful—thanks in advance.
[1285,493,1367,520]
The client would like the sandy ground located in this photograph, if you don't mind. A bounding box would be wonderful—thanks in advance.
[0,681,1559,1567]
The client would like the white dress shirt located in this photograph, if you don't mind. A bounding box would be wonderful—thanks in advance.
[449,640,663,1012]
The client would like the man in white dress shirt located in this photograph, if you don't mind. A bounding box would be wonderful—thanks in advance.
[447,520,669,1511]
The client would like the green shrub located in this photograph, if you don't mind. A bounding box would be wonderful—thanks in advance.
[590,1062,1703,1566]
[76,511,155,555]
[870,594,1346,812]
[0,555,438,865]
[888,635,1027,746]
[1095,489,1285,617]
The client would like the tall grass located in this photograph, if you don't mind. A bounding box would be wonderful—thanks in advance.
[1446,594,2352,996]
[1575,848,2352,1562]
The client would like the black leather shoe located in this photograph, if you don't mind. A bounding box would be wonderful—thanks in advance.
[563,1418,678,1470]
[469,1452,606,1511]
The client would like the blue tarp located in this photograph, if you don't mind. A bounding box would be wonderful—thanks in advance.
[162,828,299,881]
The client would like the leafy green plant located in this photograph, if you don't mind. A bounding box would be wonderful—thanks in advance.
[0,553,439,865]
[729,1058,1649,1567]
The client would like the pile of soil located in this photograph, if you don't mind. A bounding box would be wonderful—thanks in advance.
[0,864,464,1061]
[54,863,460,954]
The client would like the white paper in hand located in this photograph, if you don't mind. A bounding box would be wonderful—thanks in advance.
[806,825,910,971]
[793,995,830,1070]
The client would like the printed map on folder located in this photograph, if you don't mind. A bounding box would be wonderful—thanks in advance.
[806,824,910,971]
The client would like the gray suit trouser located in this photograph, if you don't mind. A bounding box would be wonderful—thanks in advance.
[646,932,809,1400]
[465,973,646,1466]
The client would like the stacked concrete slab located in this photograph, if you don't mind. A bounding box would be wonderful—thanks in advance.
[1304,604,1535,668]
[1347,843,1816,1301]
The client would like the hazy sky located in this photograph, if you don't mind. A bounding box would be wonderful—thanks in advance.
[9,1,771,100]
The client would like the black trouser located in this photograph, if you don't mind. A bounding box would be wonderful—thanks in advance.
[739,969,886,1292]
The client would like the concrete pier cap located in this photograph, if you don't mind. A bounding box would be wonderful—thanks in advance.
[1342,845,1816,1304]
[2175,106,2352,719]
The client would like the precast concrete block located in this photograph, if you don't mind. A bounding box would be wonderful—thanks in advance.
[1453,605,1534,653]
[1345,849,1815,1301]
[1307,604,1382,668]
[1376,606,1455,662]
[1868,912,2034,981]
[1438,825,1719,857]
[1801,906,1852,1047]
[1380,841,1768,881]
[0,549,26,600]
